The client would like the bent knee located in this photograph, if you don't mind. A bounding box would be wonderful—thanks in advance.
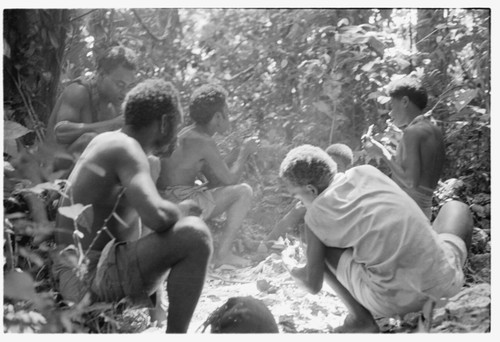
[174,217,213,254]
[235,183,253,200]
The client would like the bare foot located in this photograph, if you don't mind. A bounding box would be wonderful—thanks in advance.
[333,314,380,333]
[214,253,251,267]
[149,306,167,326]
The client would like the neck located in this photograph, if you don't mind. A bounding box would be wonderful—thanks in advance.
[193,122,216,137]
[121,125,155,153]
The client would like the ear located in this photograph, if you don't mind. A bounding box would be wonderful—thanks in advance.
[401,96,410,108]
[305,184,318,196]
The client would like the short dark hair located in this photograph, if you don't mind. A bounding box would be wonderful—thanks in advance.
[387,77,428,110]
[325,143,353,168]
[97,46,137,74]
[189,84,228,125]
[280,144,337,193]
[123,79,182,145]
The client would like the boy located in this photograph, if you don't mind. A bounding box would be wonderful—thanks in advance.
[157,84,258,267]
[280,144,472,332]
[364,76,445,219]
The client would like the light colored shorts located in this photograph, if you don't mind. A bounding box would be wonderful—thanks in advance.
[334,233,467,318]
[161,184,217,220]
[51,240,159,308]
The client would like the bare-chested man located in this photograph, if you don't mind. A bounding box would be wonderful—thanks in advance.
[45,46,137,171]
[52,79,212,333]
[157,84,258,267]
[364,77,445,219]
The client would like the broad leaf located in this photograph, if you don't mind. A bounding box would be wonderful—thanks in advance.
[58,203,94,232]
[4,269,37,301]
[3,120,32,140]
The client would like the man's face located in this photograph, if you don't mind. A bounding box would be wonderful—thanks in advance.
[102,65,136,105]
[216,104,230,134]
[152,115,179,157]
[388,97,406,127]
[285,180,317,209]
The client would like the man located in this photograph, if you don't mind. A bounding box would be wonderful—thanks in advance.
[45,45,137,171]
[52,79,213,333]
[157,84,258,267]
[364,76,445,219]
[265,143,354,242]
[280,145,472,333]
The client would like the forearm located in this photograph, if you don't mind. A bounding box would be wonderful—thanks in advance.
[54,118,122,145]
[141,200,181,234]
[227,152,250,184]
[291,264,322,294]
[381,153,413,188]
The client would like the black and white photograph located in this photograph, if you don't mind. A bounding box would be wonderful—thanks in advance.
[2,3,494,335]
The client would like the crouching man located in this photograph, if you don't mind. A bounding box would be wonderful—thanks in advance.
[280,144,472,332]
[52,79,213,333]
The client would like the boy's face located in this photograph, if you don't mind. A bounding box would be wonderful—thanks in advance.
[216,104,230,134]
[285,180,318,209]
[389,96,407,127]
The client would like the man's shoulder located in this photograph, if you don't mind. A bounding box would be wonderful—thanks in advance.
[92,131,143,156]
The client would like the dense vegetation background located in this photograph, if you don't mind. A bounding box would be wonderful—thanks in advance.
[3,8,491,333]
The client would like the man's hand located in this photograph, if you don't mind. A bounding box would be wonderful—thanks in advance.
[362,135,385,158]
[241,137,259,157]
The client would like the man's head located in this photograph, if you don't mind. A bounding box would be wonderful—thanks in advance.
[189,84,230,134]
[325,143,353,173]
[387,77,427,127]
[280,144,337,207]
[123,79,182,156]
[97,46,137,105]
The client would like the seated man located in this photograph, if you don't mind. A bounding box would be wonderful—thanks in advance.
[266,143,353,242]
[45,46,137,171]
[52,79,213,333]
[363,76,445,219]
[280,144,472,333]
[157,84,258,267]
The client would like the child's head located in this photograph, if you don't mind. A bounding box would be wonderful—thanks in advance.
[325,143,353,172]
[189,84,228,127]
[280,145,337,206]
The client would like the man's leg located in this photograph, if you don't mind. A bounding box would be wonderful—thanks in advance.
[324,247,379,333]
[432,200,473,250]
[134,216,213,333]
[208,183,253,266]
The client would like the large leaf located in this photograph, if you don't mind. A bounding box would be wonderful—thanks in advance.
[3,120,32,140]
[58,204,94,231]
[452,89,478,112]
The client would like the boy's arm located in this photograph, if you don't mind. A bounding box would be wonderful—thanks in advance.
[53,84,123,145]
[289,226,326,294]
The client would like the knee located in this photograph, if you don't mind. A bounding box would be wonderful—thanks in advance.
[441,200,473,226]
[174,217,213,257]
[235,183,253,201]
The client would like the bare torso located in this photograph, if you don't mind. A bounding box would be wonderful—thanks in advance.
[395,116,445,190]
[157,126,213,189]
[55,131,142,251]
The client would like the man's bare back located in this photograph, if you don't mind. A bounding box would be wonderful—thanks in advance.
[56,131,165,251]
[158,126,213,188]
[395,117,445,191]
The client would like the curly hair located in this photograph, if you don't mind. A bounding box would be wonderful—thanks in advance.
[387,76,428,110]
[123,79,182,145]
[325,143,353,168]
[279,144,337,193]
[189,84,228,125]
[97,46,137,74]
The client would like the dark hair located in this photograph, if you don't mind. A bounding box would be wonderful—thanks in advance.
[387,77,428,110]
[325,143,353,168]
[97,46,137,74]
[280,144,337,193]
[123,79,182,145]
[189,84,228,125]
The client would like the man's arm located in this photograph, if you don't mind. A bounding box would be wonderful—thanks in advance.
[53,84,123,146]
[116,141,181,232]
[288,226,326,294]
[202,137,257,186]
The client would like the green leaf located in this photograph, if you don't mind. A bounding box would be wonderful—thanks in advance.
[453,89,478,112]
[4,270,37,301]
[58,203,93,232]
[3,120,32,140]
[313,101,331,115]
